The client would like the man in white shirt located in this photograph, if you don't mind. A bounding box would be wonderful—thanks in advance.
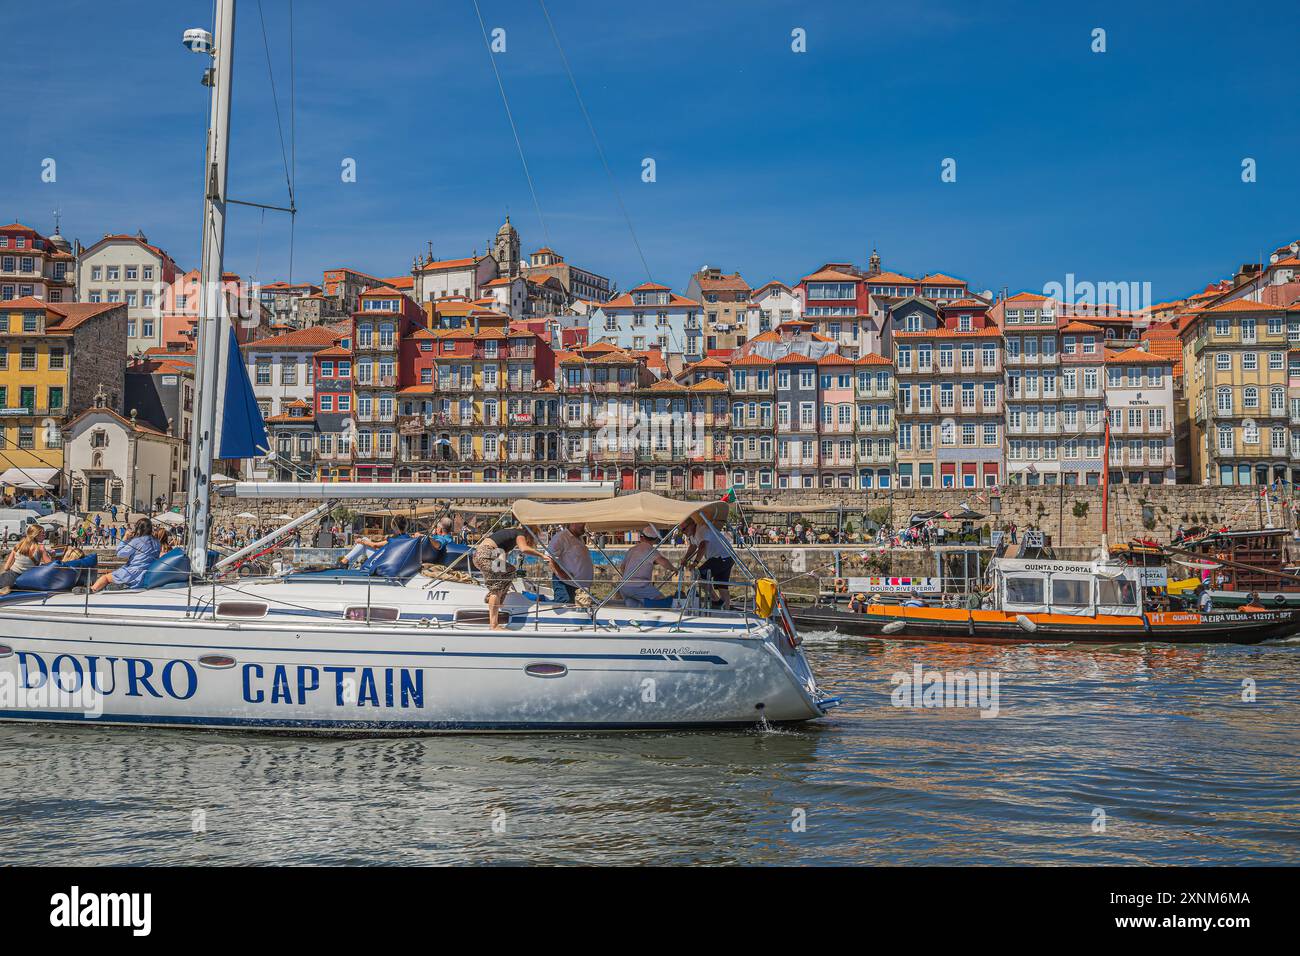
[620,525,677,606]
[547,522,593,603]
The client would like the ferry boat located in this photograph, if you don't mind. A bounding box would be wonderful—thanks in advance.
[793,556,1300,645]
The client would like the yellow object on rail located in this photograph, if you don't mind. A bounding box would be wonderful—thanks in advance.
[755,578,778,618]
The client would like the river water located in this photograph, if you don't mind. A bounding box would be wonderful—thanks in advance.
[2,633,1297,865]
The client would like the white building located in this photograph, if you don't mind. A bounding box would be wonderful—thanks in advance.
[64,407,183,513]
[748,281,804,340]
[1104,346,1177,484]
[413,255,498,303]
[77,232,183,354]
[242,323,347,479]
[588,283,703,361]
[482,275,528,319]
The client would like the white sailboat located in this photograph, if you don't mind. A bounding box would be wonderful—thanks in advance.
[0,0,833,733]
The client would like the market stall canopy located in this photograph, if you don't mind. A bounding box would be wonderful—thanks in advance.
[0,467,59,487]
[36,512,82,526]
[513,492,729,534]
[152,512,186,527]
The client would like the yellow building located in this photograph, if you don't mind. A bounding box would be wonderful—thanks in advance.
[1180,298,1296,485]
[0,297,127,493]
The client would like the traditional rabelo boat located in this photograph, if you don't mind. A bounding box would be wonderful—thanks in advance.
[1169,527,1300,609]
[791,555,1300,645]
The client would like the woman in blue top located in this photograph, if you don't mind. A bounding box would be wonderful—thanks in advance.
[89,517,162,593]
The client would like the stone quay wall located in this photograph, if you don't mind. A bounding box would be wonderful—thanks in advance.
[211,484,1291,545]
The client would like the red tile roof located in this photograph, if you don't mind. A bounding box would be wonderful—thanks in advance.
[1203,298,1284,313]
[243,321,350,350]
[866,271,918,285]
[800,269,860,284]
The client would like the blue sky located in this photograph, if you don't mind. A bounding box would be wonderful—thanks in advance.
[1,0,1295,302]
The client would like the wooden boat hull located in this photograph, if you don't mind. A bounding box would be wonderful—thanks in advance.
[793,604,1300,645]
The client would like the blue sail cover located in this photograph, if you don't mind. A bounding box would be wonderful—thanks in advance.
[219,326,270,459]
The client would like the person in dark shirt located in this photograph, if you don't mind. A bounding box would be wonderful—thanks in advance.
[473,526,556,629]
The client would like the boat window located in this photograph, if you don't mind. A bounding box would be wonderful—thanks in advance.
[455,608,511,625]
[216,601,268,619]
[1051,578,1092,608]
[345,606,400,622]
[1004,576,1044,604]
[1098,579,1138,607]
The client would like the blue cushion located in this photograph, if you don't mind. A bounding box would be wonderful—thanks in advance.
[139,547,192,588]
[364,536,424,579]
[14,563,79,592]
[439,542,471,568]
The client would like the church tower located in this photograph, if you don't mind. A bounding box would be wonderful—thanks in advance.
[867,247,882,276]
[493,216,521,278]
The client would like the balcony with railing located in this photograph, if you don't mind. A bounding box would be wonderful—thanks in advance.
[777,421,819,434]
[777,454,818,468]
[856,418,892,434]
[819,421,855,435]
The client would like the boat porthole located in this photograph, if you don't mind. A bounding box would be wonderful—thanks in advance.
[524,662,567,678]
[0,644,12,659]
[198,654,237,669]
[1275,594,1287,607]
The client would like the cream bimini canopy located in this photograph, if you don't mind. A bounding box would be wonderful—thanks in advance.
[512,492,729,534]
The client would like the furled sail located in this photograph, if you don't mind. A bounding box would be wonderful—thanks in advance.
[216,325,270,459]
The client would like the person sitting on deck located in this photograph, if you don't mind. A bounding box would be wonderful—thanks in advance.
[88,518,161,593]
[1241,591,1266,612]
[338,515,418,568]
[903,591,926,607]
[547,522,594,605]
[620,526,678,607]
[1197,585,1214,614]
[0,524,57,596]
[847,592,868,613]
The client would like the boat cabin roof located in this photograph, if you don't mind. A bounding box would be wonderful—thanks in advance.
[512,492,729,533]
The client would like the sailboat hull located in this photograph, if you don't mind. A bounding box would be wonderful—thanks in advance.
[0,609,823,733]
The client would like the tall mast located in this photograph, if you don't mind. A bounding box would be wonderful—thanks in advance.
[1100,416,1110,554]
[187,0,236,575]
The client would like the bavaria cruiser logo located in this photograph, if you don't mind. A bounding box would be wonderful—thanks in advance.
[890,664,1001,718]
[50,886,151,936]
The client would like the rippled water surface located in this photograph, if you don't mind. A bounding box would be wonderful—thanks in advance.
[2,633,1298,865]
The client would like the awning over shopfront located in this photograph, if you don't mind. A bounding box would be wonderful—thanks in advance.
[0,467,59,489]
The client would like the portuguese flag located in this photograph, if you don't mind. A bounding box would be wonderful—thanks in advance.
[719,487,737,504]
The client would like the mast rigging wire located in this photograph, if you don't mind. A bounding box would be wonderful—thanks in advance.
[471,0,552,251]
[536,0,652,285]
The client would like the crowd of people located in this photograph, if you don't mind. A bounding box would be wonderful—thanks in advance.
[0,515,172,596]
